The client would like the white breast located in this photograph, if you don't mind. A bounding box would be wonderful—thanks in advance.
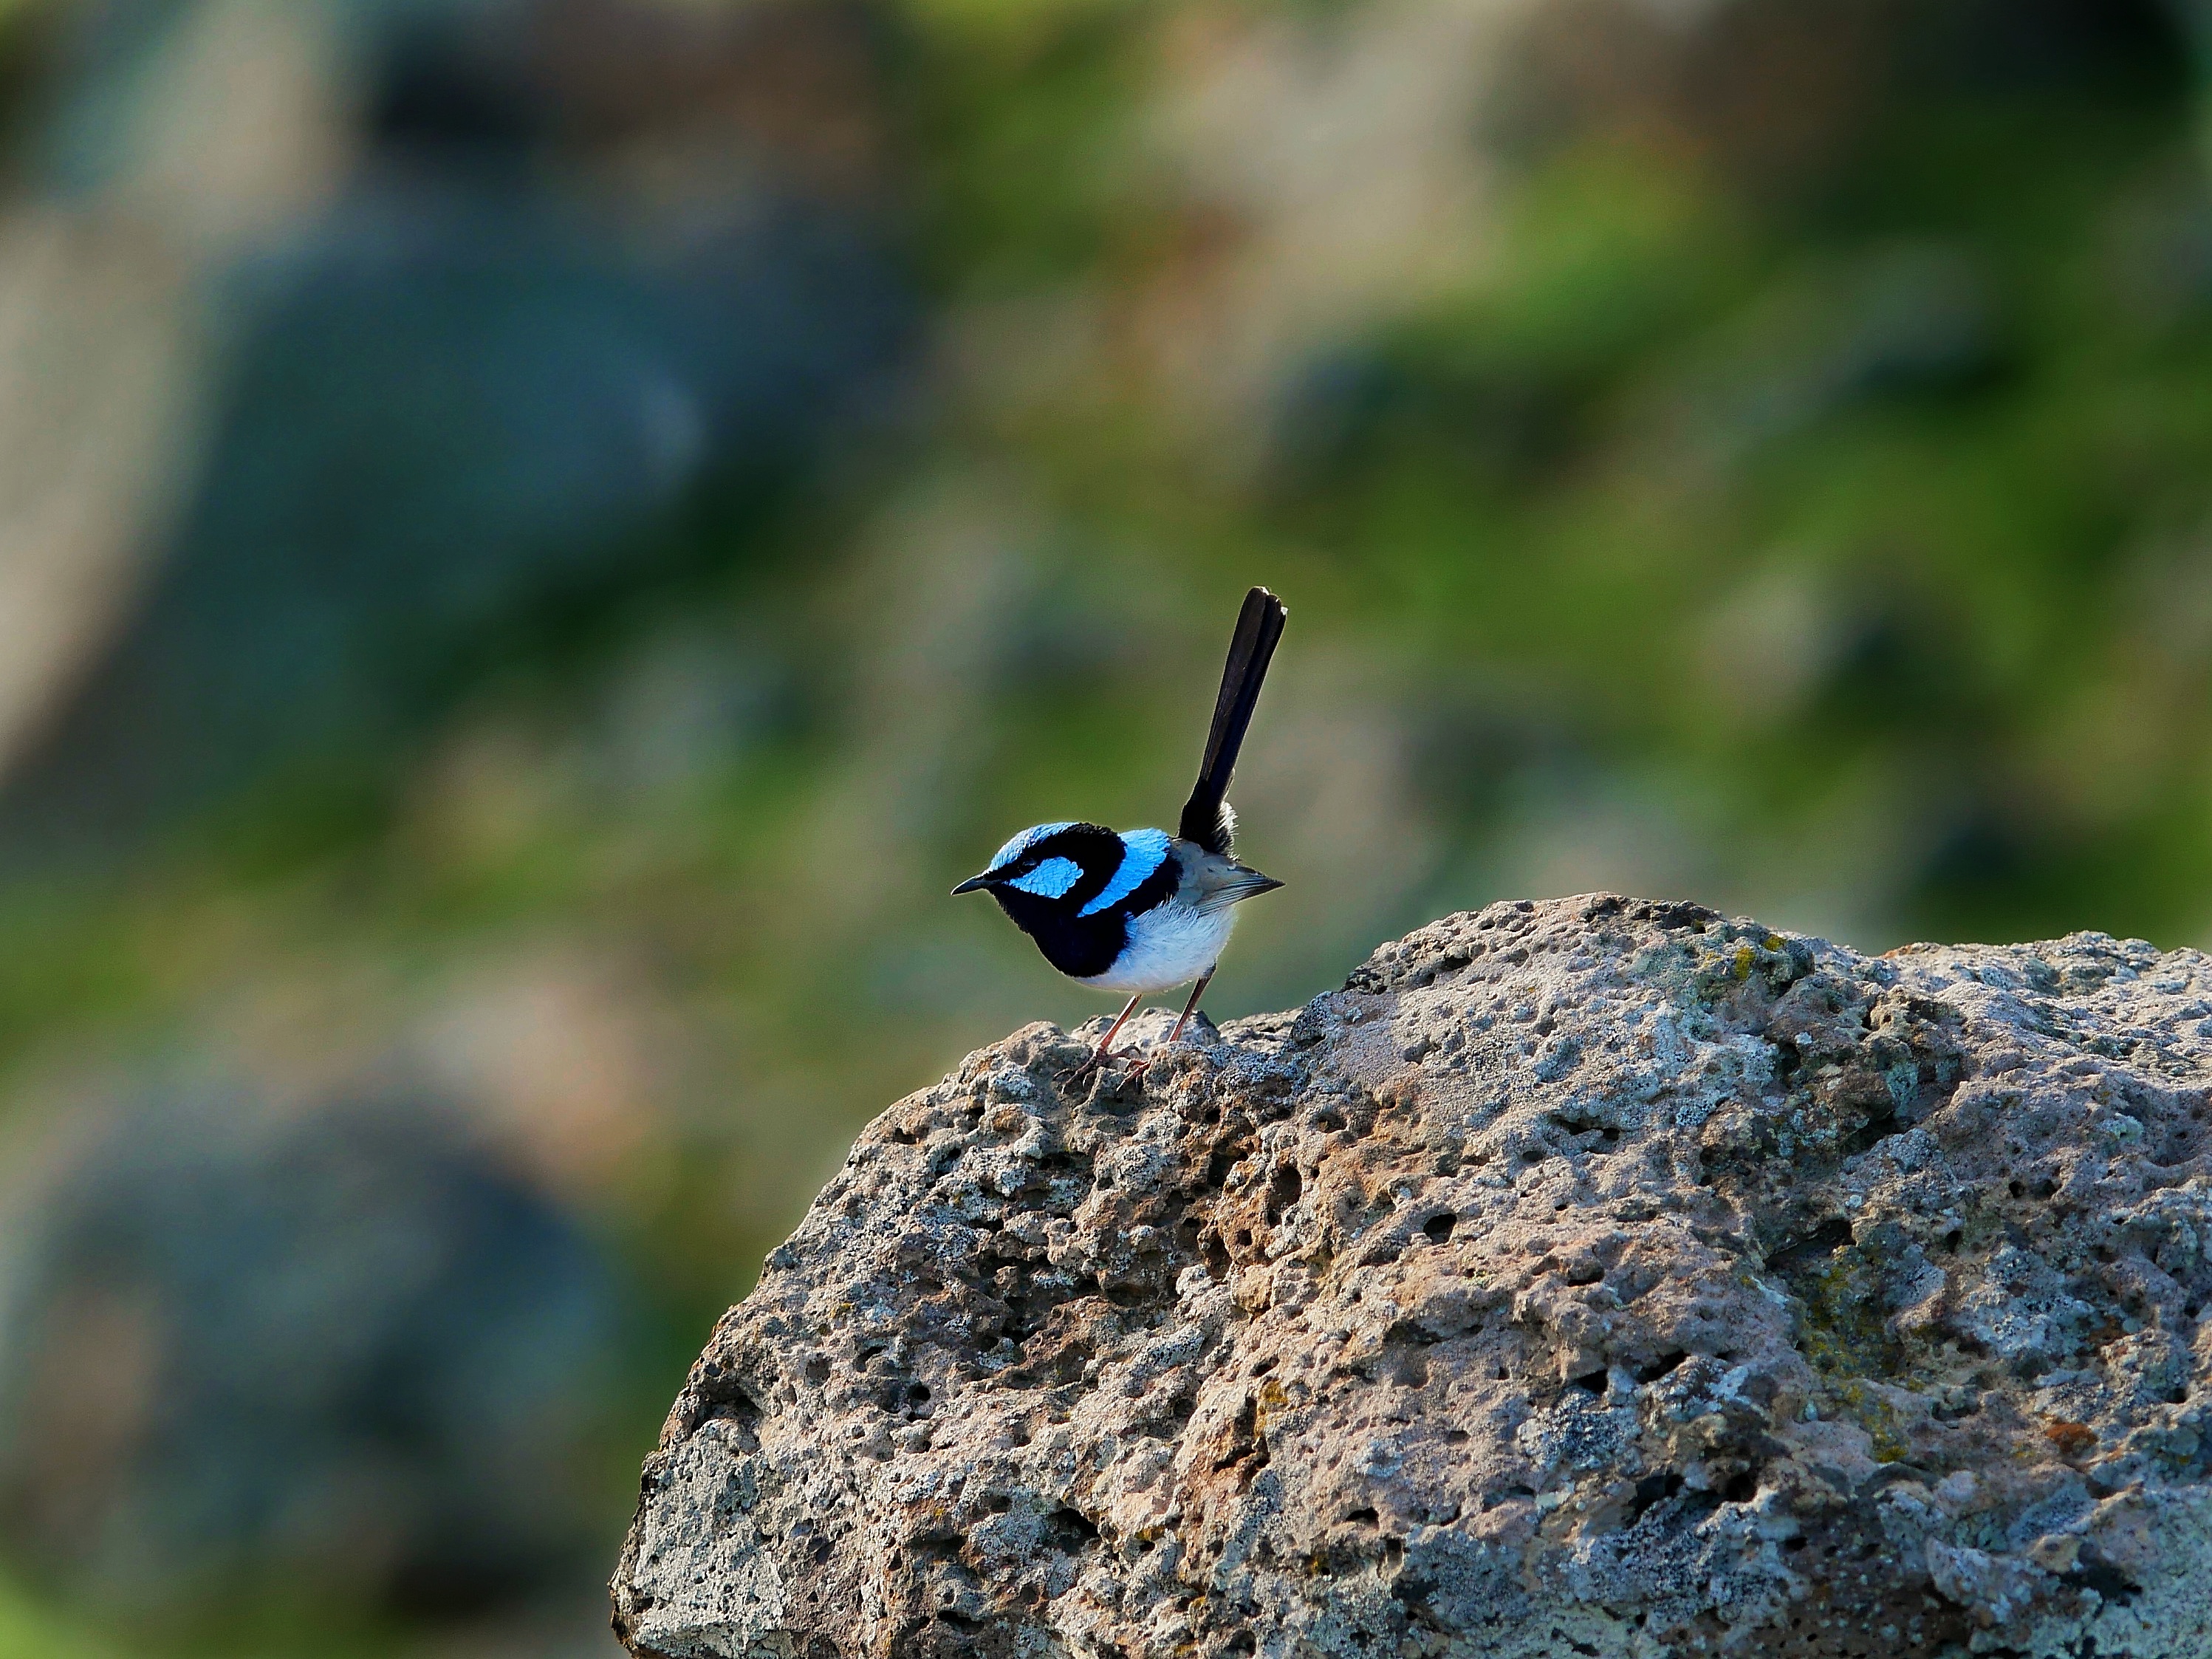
[1077,903,1236,995]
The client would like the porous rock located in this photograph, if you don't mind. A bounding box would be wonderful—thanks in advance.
[612,895,2212,1657]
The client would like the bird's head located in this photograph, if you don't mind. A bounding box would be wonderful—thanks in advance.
[953,821,1103,898]
[955,817,1186,915]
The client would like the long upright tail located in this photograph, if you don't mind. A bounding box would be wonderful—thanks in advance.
[1179,586,1288,855]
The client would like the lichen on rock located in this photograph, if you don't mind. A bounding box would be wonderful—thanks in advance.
[612,895,2212,1657]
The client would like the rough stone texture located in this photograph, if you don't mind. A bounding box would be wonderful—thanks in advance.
[612,895,2212,1658]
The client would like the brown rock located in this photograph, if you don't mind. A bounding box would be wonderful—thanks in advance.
[612,895,2212,1657]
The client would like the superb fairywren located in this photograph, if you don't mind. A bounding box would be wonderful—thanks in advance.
[954,586,1289,1069]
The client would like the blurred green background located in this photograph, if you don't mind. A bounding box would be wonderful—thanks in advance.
[0,0,2207,1652]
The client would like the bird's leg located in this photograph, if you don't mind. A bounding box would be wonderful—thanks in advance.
[1165,970,1213,1047]
[1064,994,1143,1084]
[1125,971,1217,1082]
[1095,993,1144,1060]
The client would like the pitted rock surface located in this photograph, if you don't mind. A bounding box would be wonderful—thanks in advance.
[612,895,2212,1658]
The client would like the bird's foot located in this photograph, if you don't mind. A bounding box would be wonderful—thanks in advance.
[1117,1037,1195,1084]
[1058,1047,1128,1089]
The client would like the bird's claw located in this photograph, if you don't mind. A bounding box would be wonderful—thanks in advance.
[1061,1045,1161,1090]
[1058,1049,1117,1089]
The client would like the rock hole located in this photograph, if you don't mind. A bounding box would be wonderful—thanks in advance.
[1445,1429,1470,1445]
[803,1355,831,1386]
[1044,1508,1100,1549]
[1941,1229,1963,1253]
[704,1386,764,1451]
[1521,1147,1545,1164]
[1767,1218,1853,1273]
[1315,1110,1346,1133]
[1200,1228,1232,1279]
[1933,1390,1982,1422]
[2009,1179,2026,1199]
[1842,1108,1902,1157]
[1343,1507,1379,1526]
[1635,1351,1688,1384]
[2074,1550,2140,1606]
[1227,1635,1258,1656]
[1624,1471,1683,1527]
[1266,1163,1304,1223]
[1423,1212,1458,1245]
[1719,1470,1759,1503]
[1569,1368,1607,1395]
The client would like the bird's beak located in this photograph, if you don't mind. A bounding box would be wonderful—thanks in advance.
[1221,868,1284,903]
[951,873,994,895]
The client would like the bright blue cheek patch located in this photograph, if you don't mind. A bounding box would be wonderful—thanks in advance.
[1080,829,1171,916]
[1008,856,1083,898]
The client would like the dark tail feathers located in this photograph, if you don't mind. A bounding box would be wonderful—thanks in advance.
[1179,586,1288,855]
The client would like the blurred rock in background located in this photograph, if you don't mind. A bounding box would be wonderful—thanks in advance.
[0,0,909,861]
[0,0,348,802]
[0,1084,628,1630]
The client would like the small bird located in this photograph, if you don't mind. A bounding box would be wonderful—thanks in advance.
[954,586,1289,1070]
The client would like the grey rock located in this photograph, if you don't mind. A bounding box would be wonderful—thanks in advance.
[613,895,2212,1657]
